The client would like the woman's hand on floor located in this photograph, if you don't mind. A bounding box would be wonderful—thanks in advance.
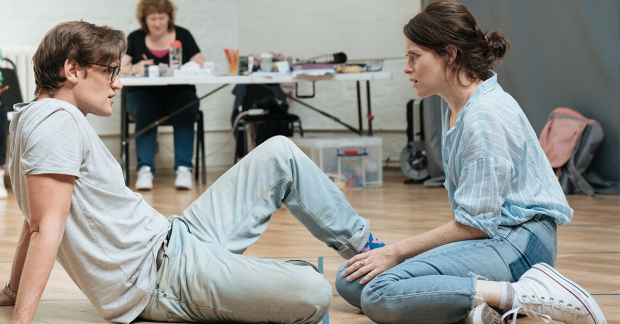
[342,245,403,285]
[0,290,16,306]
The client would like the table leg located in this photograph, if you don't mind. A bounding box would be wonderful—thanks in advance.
[201,131,206,184]
[194,127,200,182]
[356,81,363,135]
[366,81,373,136]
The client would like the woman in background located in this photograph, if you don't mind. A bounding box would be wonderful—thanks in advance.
[121,0,204,190]
[335,2,607,324]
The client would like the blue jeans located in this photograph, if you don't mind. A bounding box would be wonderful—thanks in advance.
[138,136,371,323]
[126,87,200,173]
[336,215,557,324]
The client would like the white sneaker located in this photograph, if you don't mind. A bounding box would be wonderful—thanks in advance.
[464,303,503,324]
[135,166,153,190]
[175,166,192,190]
[502,263,607,324]
[0,169,8,198]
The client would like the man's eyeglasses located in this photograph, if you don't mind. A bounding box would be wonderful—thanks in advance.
[87,62,121,82]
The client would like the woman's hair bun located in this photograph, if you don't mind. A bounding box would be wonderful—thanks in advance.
[404,1,512,82]
[487,30,510,60]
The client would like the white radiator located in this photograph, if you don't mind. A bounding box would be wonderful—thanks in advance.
[1,45,38,102]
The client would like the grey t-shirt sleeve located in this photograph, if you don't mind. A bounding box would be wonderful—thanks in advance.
[21,110,83,177]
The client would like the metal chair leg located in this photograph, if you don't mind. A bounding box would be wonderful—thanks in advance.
[195,117,200,182]
[200,129,206,184]
[199,111,206,184]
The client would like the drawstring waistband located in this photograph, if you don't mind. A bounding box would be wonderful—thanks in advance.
[154,216,190,298]
[156,227,172,270]
[154,238,171,298]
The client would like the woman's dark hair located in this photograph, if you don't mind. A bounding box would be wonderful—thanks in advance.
[403,0,510,84]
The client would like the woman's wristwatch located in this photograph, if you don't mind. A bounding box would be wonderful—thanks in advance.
[3,280,17,298]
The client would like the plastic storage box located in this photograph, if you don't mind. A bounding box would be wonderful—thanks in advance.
[291,137,383,188]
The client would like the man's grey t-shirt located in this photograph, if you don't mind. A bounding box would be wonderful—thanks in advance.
[9,99,170,323]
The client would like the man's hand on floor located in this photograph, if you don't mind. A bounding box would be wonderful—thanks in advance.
[0,290,16,306]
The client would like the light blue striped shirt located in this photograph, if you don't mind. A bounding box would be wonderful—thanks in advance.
[442,72,573,238]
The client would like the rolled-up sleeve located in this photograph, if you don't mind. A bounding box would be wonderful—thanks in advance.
[453,158,514,238]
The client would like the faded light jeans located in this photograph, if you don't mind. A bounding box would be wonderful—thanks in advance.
[138,136,370,323]
[336,215,558,324]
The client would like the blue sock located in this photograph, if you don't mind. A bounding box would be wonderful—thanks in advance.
[361,232,385,253]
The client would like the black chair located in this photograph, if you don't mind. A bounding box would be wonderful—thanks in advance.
[232,84,304,163]
[124,110,206,185]
[0,58,24,109]
[234,112,303,163]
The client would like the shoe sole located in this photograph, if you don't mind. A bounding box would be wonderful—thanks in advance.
[478,304,502,324]
[463,304,502,324]
[533,263,607,324]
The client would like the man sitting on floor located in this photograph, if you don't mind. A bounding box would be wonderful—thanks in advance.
[0,21,383,324]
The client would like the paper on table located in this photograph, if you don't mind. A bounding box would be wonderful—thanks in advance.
[251,71,285,77]
[276,61,290,73]
[180,61,201,70]
[292,69,336,77]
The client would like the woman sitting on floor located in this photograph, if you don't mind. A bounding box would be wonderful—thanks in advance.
[336,1,607,324]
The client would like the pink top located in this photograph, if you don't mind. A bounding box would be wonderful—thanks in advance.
[148,47,168,59]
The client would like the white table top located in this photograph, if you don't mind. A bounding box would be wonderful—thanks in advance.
[119,71,392,86]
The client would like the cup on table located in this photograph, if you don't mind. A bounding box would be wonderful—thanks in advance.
[203,61,223,77]
[228,59,239,75]
[260,53,273,72]
[238,56,249,75]
[143,65,159,78]
[158,63,170,76]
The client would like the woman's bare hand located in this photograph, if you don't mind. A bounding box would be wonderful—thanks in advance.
[341,244,403,284]
[132,59,154,74]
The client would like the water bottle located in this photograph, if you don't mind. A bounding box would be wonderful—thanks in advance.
[169,40,182,71]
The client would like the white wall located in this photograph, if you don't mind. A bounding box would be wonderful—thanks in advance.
[0,0,421,173]
[237,0,418,60]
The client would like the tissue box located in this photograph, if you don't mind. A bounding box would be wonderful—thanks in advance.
[291,136,383,188]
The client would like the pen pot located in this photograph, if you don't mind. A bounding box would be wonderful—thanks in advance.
[229,59,239,75]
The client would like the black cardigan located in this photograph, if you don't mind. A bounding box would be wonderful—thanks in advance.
[126,26,201,92]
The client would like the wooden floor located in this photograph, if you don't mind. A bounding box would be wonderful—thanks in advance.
[0,170,618,324]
